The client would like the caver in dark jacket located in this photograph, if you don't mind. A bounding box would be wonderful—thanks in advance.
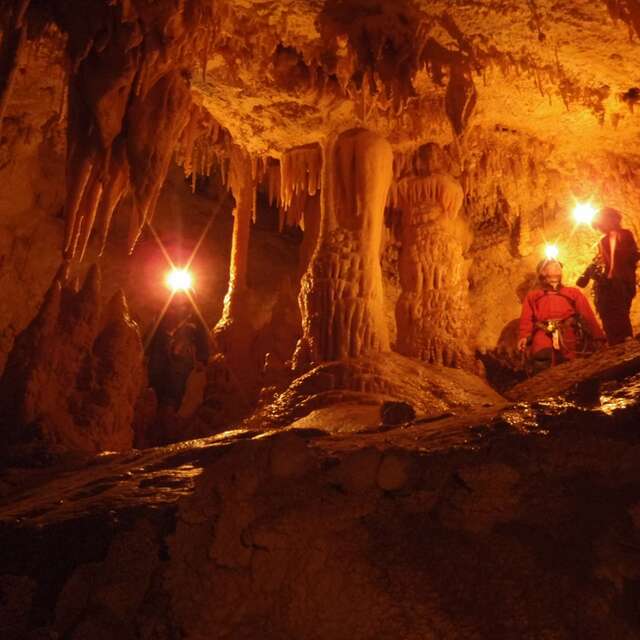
[592,207,639,345]
[147,295,210,408]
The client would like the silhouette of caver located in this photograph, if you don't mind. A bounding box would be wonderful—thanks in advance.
[591,207,639,345]
[147,294,209,409]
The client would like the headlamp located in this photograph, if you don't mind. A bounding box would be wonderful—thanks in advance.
[166,268,193,293]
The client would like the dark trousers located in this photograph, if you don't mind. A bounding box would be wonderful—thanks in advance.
[528,347,566,375]
[595,279,635,345]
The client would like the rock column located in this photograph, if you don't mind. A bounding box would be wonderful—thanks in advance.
[295,128,392,367]
[395,171,475,370]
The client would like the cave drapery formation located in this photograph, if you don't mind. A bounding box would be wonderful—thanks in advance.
[2,1,640,634]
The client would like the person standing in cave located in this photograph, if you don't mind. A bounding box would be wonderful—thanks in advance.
[518,259,605,374]
[591,207,639,345]
[147,293,210,411]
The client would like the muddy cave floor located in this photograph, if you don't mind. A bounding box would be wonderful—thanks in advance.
[2,341,640,637]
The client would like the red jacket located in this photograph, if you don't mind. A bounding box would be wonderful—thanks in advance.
[519,286,605,358]
[598,228,639,287]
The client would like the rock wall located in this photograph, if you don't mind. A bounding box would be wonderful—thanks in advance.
[0,266,144,457]
[0,25,66,374]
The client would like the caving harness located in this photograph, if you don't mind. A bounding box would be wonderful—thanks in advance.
[524,289,595,374]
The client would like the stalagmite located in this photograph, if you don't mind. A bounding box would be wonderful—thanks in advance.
[294,128,392,368]
[0,264,143,454]
[395,145,475,371]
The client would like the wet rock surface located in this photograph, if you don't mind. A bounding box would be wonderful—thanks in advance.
[507,338,640,402]
[1,366,639,638]
[259,351,505,432]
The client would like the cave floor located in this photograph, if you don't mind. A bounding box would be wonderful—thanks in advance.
[1,347,640,639]
[1,340,639,529]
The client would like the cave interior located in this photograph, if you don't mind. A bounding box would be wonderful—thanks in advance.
[2,0,640,638]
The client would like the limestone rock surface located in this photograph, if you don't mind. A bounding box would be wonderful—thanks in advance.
[0,266,145,456]
[0,368,640,638]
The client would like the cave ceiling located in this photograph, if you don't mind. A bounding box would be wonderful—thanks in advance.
[192,0,640,159]
[2,0,640,264]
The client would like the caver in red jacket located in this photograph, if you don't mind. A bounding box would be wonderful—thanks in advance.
[519,285,605,362]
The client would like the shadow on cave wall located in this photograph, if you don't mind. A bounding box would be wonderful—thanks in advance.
[478,272,538,393]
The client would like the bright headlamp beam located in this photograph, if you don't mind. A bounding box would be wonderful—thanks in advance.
[166,268,193,292]
[544,244,559,260]
[573,202,598,226]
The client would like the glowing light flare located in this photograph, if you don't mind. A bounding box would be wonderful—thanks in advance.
[166,268,193,292]
[544,243,559,260]
[573,201,599,226]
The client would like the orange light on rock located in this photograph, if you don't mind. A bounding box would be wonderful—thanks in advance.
[573,201,598,226]
[544,243,559,260]
[166,268,193,292]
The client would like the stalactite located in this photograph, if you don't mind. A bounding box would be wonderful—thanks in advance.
[445,66,478,136]
[180,107,200,181]
[126,70,193,252]
[265,160,280,208]
[516,209,532,258]
[63,147,96,258]
[95,138,129,256]
[279,143,322,213]
[0,0,223,261]
[271,143,323,232]
[175,104,231,194]
[75,167,104,262]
